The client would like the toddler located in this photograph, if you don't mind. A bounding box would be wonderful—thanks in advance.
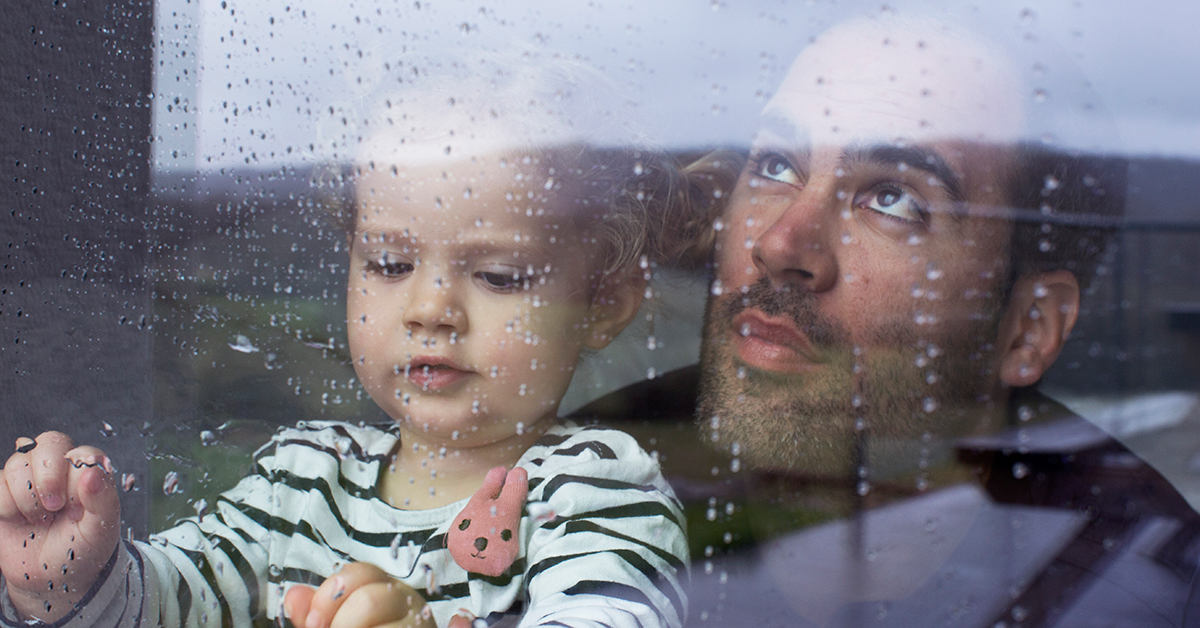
[0,53,697,628]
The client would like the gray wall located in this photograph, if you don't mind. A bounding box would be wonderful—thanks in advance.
[1,0,153,537]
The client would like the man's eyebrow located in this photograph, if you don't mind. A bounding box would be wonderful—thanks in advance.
[850,144,965,204]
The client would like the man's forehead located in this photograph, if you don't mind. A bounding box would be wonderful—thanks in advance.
[762,16,1026,148]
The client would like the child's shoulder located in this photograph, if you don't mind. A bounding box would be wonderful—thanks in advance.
[261,419,398,465]
[517,421,661,480]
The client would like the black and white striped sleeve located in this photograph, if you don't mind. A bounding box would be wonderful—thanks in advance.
[0,423,366,628]
[518,425,689,628]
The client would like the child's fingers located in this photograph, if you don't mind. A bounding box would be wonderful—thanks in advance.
[306,563,393,628]
[29,432,75,513]
[284,585,317,627]
[63,447,119,534]
[0,469,17,521]
[3,445,48,525]
[328,582,423,628]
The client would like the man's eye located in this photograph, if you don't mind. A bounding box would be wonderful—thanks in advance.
[477,270,528,292]
[751,152,803,186]
[859,185,927,223]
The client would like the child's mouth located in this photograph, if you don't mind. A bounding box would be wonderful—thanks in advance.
[405,359,470,391]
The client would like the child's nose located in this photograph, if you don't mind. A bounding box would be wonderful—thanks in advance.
[402,275,468,333]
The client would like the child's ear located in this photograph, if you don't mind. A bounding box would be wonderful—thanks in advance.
[996,270,1080,388]
[583,268,647,351]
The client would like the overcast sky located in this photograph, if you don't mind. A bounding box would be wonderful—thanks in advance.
[152,0,1200,171]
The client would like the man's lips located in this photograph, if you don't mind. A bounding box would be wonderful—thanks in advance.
[731,310,822,373]
[403,356,472,391]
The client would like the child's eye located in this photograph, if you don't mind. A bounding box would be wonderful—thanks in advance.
[364,255,414,278]
[476,270,530,292]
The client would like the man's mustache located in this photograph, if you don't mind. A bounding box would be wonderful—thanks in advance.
[720,277,850,349]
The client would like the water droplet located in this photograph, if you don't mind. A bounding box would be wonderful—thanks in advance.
[200,430,218,446]
[463,187,472,199]
[528,501,555,522]
[1043,174,1060,191]
[162,471,181,495]
[1012,462,1030,479]
[710,279,724,296]
[1017,405,1034,422]
[922,397,939,413]
[228,334,260,353]
[924,262,943,281]
[856,481,871,496]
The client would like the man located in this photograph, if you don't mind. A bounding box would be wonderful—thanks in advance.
[581,14,1200,628]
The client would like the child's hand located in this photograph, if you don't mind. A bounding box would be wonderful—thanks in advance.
[0,432,121,622]
[284,562,436,628]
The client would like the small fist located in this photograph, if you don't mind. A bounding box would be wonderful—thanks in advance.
[284,562,435,628]
[0,432,121,623]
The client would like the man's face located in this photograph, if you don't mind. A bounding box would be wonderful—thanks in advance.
[698,20,1027,475]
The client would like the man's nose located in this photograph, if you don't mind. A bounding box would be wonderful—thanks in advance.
[401,271,467,334]
[750,182,839,293]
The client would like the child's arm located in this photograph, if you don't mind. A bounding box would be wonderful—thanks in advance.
[519,427,689,628]
[283,562,436,628]
[0,432,121,623]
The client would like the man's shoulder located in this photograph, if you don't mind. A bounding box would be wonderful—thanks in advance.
[958,388,1199,522]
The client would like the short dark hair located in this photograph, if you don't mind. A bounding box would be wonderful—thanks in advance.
[1004,144,1126,291]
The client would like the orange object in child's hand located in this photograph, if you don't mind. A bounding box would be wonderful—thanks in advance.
[447,466,527,577]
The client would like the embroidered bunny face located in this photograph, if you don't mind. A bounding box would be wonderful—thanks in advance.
[448,466,528,576]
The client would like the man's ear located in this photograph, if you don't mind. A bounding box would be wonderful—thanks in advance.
[996,270,1080,388]
[583,268,647,351]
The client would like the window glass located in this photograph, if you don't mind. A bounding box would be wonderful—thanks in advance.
[4,0,1199,626]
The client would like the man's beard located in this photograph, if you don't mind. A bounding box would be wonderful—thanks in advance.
[696,276,1004,477]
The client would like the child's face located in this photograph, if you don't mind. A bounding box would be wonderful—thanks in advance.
[347,154,602,447]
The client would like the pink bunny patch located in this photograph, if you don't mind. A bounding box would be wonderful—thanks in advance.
[448,466,528,577]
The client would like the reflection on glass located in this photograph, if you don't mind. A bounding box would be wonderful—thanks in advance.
[4,1,1200,627]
